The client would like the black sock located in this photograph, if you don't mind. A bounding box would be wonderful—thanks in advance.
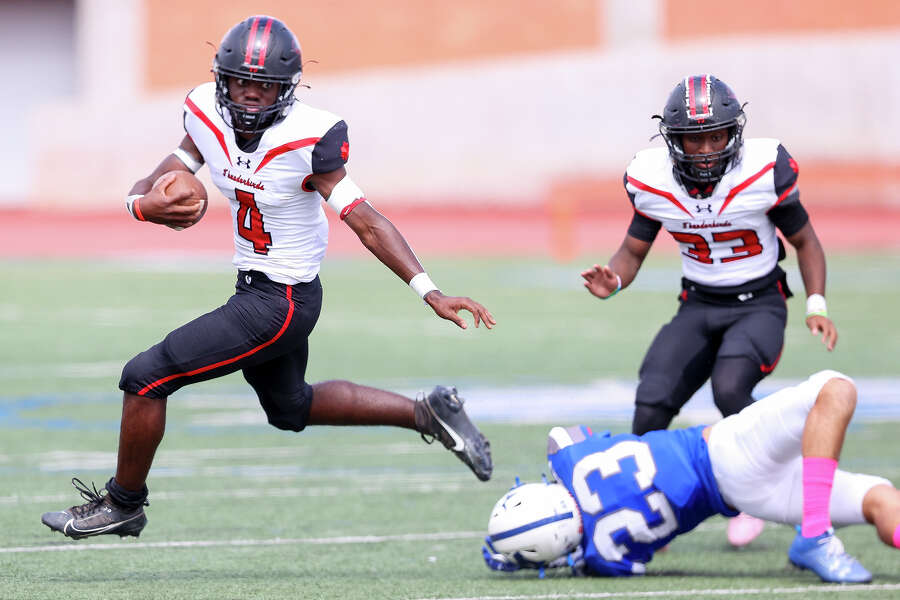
[413,400,431,434]
[105,477,149,509]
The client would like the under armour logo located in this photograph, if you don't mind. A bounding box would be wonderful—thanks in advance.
[696,203,712,213]
[236,156,252,169]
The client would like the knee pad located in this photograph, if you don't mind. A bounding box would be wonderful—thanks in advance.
[258,384,313,432]
[118,353,164,398]
[711,384,754,417]
[711,358,762,417]
[632,401,676,435]
[633,374,691,434]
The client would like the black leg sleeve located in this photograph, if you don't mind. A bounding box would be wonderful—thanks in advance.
[709,356,767,417]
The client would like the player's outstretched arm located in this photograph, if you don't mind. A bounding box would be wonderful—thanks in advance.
[344,202,495,329]
[581,234,651,299]
[310,168,495,330]
[127,135,206,228]
[786,223,837,351]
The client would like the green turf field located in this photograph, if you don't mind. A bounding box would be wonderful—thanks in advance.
[2,253,899,395]
[1,254,899,599]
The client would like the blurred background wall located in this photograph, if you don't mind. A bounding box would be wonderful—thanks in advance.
[5,0,899,215]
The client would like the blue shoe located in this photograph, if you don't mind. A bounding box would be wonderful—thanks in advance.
[788,528,872,583]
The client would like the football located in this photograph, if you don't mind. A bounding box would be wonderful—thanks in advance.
[155,170,208,229]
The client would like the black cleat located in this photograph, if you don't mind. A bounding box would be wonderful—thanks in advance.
[419,386,492,481]
[41,478,147,540]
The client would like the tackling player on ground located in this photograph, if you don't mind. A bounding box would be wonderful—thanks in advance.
[581,75,837,546]
[483,371,900,583]
[42,15,495,541]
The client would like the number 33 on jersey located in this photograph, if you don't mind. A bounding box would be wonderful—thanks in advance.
[547,425,736,576]
[182,82,350,285]
[625,139,801,287]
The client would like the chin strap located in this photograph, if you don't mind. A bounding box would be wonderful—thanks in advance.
[482,541,585,577]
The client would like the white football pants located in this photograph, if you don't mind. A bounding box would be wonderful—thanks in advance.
[707,370,891,526]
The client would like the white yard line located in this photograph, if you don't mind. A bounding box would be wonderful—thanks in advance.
[0,530,483,554]
[3,480,470,506]
[415,584,900,600]
[3,377,900,422]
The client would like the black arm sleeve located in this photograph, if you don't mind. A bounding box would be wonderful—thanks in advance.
[768,144,809,237]
[627,211,662,242]
[312,120,349,174]
[769,199,809,237]
[623,172,661,242]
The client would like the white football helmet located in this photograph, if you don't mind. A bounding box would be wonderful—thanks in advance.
[485,481,583,564]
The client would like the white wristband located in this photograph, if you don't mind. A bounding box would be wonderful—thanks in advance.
[806,293,827,317]
[409,272,439,299]
[602,274,622,300]
[125,194,145,221]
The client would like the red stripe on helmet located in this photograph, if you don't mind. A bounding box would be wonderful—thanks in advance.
[699,75,711,118]
[687,76,697,118]
[256,18,273,67]
[687,75,712,120]
[244,17,260,69]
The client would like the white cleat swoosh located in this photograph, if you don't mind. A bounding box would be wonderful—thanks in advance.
[432,413,466,452]
[63,513,142,537]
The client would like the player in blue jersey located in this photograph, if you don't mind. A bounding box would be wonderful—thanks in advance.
[483,371,900,583]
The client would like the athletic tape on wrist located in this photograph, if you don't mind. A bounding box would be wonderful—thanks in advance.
[806,293,827,317]
[409,272,439,299]
[172,147,203,173]
[125,194,146,221]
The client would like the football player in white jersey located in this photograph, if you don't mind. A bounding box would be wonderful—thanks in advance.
[42,15,495,541]
[581,75,837,547]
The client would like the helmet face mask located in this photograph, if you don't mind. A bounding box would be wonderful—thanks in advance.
[213,16,303,135]
[485,481,583,565]
[657,75,746,192]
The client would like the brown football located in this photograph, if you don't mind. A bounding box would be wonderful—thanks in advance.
[156,170,208,227]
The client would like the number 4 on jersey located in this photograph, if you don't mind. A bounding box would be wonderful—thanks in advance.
[235,189,272,255]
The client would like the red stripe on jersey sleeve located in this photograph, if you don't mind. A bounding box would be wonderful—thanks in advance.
[185,97,232,166]
[633,206,659,221]
[771,181,798,209]
[718,161,775,216]
[626,175,693,217]
[137,286,295,396]
[254,137,320,173]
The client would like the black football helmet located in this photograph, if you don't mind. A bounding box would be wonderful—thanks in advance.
[656,75,746,192]
[213,16,303,134]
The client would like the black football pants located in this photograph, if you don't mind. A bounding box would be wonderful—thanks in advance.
[631,286,787,435]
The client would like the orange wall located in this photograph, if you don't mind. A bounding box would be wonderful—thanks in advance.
[145,0,602,92]
[664,0,900,39]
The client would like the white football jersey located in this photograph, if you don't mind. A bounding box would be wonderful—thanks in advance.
[626,138,793,287]
[183,82,349,284]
